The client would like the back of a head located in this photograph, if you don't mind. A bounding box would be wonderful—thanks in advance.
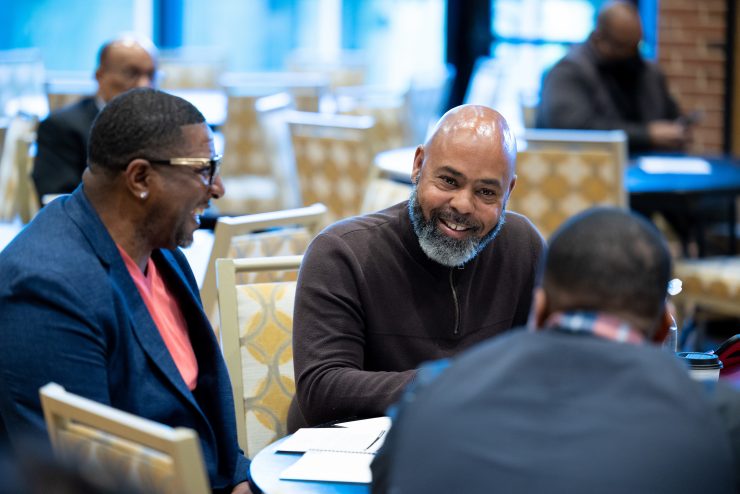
[88,88,205,174]
[543,207,671,336]
[97,33,158,68]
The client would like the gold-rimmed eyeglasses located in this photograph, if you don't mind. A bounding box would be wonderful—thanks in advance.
[148,156,222,186]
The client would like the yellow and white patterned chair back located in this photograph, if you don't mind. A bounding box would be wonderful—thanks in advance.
[360,177,412,214]
[199,203,327,331]
[216,256,302,458]
[334,86,412,151]
[158,47,225,90]
[214,90,285,215]
[509,129,628,239]
[288,111,377,225]
[219,71,329,113]
[57,423,175,493]
[40,383,210,494]
[674,257,740,318]
[229,228,311,285]
[256,92,302,209]
[0,113,38,222]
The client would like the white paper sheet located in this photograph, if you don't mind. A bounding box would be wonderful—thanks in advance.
[279,450,374,484]
[277,426,387,454]
[638,157,711,175]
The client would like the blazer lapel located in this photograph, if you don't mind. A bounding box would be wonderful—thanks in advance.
[64,188,206,416]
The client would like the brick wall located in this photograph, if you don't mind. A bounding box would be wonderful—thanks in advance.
[656,0,728,154]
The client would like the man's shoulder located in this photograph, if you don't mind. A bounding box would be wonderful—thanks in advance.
[41,97,97,129]
[321,202,405,240]
[0,196,99,275]
[547,43,596,77]
[496,211,545,249]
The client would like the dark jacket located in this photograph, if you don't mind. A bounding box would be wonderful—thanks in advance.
[289,202,545,430]
[373,327,737,494]
[0,186,250,491]
[536,42,681,153]
[32,96,99,200]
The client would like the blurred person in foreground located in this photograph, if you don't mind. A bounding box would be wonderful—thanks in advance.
[33,33,158,201]
[289,105,545,430]
[0,88,253,494]
[536,0,690,154]
[371,207,739,494]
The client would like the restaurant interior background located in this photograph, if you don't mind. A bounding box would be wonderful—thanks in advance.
[1,0,736,155]
[0,1,737,358]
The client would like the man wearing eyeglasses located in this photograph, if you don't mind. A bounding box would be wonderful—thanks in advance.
[0,88,254,494]
[33,33,158,203]
[536,0,689,154]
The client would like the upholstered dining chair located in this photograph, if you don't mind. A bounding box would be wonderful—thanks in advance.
[672,257,740,350]
[40,382,210,494]
[214,89,288,216]
[509,129,628,239]
[216,255,303,458]
[334,85,411,151]
[0,112,38,223]
[360,149,413,215]
[199,203,326,330]
[287,111,379,225]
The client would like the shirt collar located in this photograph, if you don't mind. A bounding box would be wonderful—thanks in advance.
[544,311,646,345]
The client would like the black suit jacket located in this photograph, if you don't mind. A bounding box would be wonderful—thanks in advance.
[373,327,738,494]
[32,96,99,200]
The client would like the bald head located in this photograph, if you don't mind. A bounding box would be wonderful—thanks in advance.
[592,1,642,61]
[425,105,517,182]
[409,105,517,266]
[96,34,158,102]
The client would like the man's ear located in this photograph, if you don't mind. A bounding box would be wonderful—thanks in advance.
[123,159,153,200]
[528,287,548,331]
[651,305,673,344]
[507,174,517,198]
[411,145,424,185]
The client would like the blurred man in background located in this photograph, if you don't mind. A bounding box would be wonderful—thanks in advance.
[32,33,157,201]
[536,0,690,154]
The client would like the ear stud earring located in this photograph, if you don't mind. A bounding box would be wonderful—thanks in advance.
[140,192,148,199]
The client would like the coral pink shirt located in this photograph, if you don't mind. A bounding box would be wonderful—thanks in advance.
[117,246,198,390]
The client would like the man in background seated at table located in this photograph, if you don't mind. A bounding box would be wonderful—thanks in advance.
[536,0,689,154]
[371,207,738,494]
[288,105,546,430]
[32,33,157,202]
[0,88,252,494]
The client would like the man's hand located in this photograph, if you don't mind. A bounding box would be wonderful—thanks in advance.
[648,120,690,150]
[231,481,253,494]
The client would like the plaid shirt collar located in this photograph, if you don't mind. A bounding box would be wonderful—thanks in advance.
[544,311,646,345]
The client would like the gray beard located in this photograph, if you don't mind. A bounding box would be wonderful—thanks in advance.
[408,186,506,267]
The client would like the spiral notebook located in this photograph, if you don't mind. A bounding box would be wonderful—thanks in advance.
[278,417,390,483]
[279,449,375,483]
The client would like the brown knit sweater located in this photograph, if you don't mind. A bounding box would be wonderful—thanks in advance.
[288,202,545,430]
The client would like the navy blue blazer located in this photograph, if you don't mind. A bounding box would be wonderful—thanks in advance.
[32,96,99,200]
[0,187,249,490]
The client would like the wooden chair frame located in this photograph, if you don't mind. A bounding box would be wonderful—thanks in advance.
[216,255,303,455]
[40,382,210,494]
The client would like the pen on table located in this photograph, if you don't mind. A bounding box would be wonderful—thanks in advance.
[365,429,386,451]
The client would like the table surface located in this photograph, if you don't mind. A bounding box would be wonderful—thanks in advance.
[374,147,740,196]
[250,437,370,494]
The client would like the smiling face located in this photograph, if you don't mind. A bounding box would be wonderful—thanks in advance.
[143,123,224,249]
[409,106,516,266]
